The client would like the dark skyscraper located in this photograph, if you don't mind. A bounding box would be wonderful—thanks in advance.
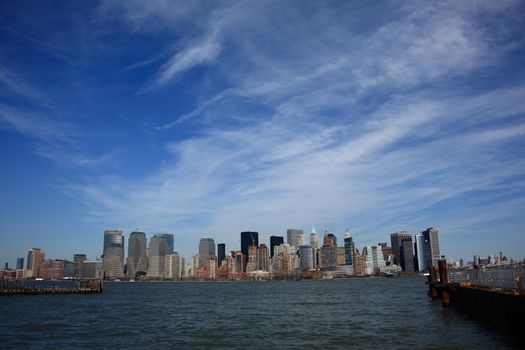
[400,238,415,272]
[199,238,216,257]
[270,235,284,258]
[422,227,440,269]
[217,243,226,266]
[344,235,355,265]
[16,258,24,270]
[158,233,174,254]
[240,231,258,272]
[390,231,412,266]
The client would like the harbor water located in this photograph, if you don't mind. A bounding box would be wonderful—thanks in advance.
[0,277,518,349]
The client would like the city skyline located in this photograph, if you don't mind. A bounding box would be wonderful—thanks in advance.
[1,2,525,266]
[2,225,522,271]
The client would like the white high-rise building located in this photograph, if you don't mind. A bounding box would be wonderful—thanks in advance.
[165,253,185,280]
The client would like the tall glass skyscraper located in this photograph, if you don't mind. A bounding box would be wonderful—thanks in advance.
[298,245,315,271]
[415,233,427,272]
[344,230,355,265]
[103,230,124,279]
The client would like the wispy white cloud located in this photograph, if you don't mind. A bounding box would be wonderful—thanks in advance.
[4,0,523,262]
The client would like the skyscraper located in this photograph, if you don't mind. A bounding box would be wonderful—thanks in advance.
[257,244,269,271]
[344,230,355,265]
[26,248,44,278]
[217,243,226,266]
[158,233,174,254]
[16,258,24,270]
[148,235,169,278]
[199,238,216,257]
[310,226,319,249]
[390,231,412,266]
[241,231,258,271]
[103,230,125,279]
[422,227,441,269]
[127,230,148,278]
[298,245,315,271]
[362,245,386,275]
[415,233,427,272]
[286,229,303,249]
[165,253,185,280]
[400,238,415,272]
[270,236,284,257]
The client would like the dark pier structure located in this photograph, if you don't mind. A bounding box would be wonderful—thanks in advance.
[428,260,525,342]
[1,279,103,296]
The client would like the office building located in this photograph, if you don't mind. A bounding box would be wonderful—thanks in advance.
[218,243,226,266]
[378,242,392,264]
[80,260,103,279]
[257,244,269,271]
[286,229,304,250]
[16,258,24,270]
[165,253,185,280]
[337,246,346,266]
[390,231,412,266]
[415,233,427,272]
[344,229,355,265]
[319,246,337,271]
[148,235,169,278]
[73,254,87,278]
[158,233,174,254]
[298,245,315,271]
[270,236,284,257]
[363,245,386,275]
[323,231,337,247]
[233,251,243,274]
[246,245,258,273]
[310,226,319,249]
[241,231,258,271]
[199,238,216,257]
[422,228,441,269]
[274,244,297,273]
[400,238,415,272]
[127,230,148,278]
[103,230,125,279]
[26,248,44,278]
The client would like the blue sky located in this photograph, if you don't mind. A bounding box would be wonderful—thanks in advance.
[1,1,524,266]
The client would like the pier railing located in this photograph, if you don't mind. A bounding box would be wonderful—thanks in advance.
[448,263,525,290]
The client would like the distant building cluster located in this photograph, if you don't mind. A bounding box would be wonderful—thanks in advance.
[4,226,484,281]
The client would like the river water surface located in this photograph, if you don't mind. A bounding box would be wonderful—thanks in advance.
[0,277,518,349]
